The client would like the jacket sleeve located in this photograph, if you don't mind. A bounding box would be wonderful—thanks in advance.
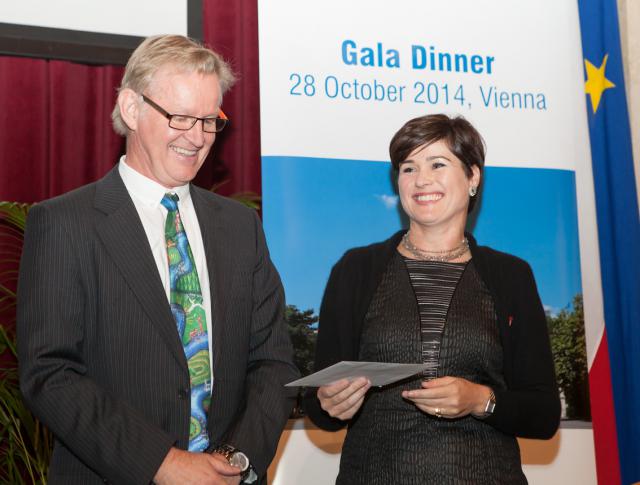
[220,211,300,477]
[17,203,174,485]
[302,254,358,431]
[484,260,561,439]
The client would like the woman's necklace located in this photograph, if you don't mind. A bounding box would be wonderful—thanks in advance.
[401,232,469,262]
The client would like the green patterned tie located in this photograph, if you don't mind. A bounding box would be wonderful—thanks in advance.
[161,193,211,452]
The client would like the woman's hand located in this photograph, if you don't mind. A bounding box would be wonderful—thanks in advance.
[401,376,492,419]
[317,377,371,420]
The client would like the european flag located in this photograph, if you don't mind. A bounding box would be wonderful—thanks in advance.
[578,1,640,484]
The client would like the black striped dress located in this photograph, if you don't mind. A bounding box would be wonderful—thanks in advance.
[336,252,526,485]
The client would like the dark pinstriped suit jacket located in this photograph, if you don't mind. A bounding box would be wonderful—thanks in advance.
[17,167,299,484]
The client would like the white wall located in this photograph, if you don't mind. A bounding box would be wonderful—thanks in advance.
[0,0,188,36]
[618,0,640,211]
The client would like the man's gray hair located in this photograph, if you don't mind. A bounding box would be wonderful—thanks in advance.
[111,35,235,136]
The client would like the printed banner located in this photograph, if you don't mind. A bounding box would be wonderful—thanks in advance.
[259,1,602,482]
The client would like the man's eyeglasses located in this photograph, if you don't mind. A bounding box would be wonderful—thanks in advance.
[142,95,228,133]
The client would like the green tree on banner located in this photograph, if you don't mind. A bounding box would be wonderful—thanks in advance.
[547,295,590,421]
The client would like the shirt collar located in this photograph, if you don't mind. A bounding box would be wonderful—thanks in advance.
[118,156,191,208]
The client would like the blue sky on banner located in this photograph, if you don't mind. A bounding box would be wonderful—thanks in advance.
[577,0,640,483]
[263,157,582,318]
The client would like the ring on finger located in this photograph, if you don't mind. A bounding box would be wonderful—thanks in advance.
[434,407,442,418]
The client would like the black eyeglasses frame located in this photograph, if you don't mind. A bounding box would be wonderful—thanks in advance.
[141,94,228,133]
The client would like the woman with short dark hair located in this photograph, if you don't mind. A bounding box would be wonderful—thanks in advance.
[304,114,560,484]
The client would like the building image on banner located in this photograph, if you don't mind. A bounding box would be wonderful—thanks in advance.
[259,1,604,483]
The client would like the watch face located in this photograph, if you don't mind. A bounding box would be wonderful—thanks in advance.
[486,401,496,414]
[230,451,249,472]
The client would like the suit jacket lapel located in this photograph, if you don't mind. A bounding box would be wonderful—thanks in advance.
[94,167,188,371]
[190,187,226,375]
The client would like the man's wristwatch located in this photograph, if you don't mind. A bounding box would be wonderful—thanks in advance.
[475,389,496,419]
[211,444,252,481]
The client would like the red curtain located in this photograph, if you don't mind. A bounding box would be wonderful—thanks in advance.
[0,0,262,203]
[0,56,125,202]
[201,0,262,197]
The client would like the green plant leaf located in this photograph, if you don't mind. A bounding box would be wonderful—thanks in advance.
[229,191,262,210]
[0,323,52,483]
[0,325,17,359]
[0,201,31,232]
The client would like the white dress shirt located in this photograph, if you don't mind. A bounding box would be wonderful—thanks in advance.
[118,157,214,380]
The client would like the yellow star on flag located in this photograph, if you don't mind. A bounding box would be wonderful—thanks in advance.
[584,54,615,113]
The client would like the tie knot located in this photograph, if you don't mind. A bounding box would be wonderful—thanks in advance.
[161,193,179,212]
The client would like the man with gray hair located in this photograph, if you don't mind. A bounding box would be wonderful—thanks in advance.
[18,35,298,485]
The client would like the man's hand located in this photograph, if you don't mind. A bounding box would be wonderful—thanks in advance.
[210,453,242,485]
[317,377,371,420]
[154,448,242,485]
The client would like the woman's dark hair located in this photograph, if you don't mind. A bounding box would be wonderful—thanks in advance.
[389,113,486,212]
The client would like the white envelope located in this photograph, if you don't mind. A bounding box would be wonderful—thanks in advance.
[285,361,428,387]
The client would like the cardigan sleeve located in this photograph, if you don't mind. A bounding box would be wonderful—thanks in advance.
[484,259,561,439]
[302,254,358,431]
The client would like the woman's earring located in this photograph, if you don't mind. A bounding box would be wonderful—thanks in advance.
[469,186,477,197]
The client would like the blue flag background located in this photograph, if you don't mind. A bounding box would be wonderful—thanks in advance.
[577,0,640,483]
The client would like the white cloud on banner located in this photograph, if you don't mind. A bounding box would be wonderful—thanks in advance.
[375,194,398,209]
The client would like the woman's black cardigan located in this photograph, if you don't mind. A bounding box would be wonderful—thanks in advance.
[303,231,561,439]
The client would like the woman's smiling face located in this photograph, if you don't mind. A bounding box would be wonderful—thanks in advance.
[398,139,480,232]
